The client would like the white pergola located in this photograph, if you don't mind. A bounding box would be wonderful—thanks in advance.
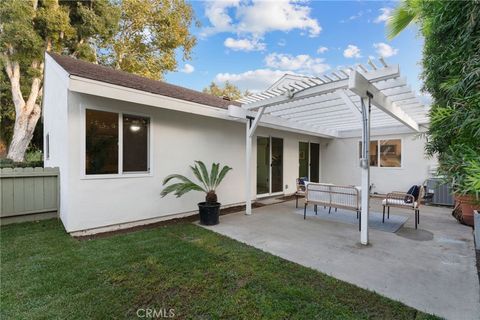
[227,58,428,245]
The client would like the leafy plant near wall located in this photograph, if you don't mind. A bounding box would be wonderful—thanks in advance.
[388,0,480,197]
[161,161,232,204]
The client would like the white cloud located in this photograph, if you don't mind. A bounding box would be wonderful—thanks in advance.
[265,53,330,74]
[317,46,328,54]
[214,69,288,92]
[374,8,393,24]
[224,37,266,51]
[373,42,398,57]
[203,0,321,38]
[180,63,195,74]
[343,45,361,58]
[278,38,286,47]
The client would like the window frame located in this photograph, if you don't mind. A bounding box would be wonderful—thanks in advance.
[358,138,403,169]
[80,105,153,179]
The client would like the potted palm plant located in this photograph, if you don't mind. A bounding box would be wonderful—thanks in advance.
[161,161,232,225]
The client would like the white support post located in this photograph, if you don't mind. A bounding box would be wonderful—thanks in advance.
[360,96,371,245]
[245,118,253,215]
[245,107,265,215]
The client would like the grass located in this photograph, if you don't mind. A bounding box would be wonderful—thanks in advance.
[0,219,438,319]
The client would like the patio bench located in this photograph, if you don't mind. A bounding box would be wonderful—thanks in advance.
[304,183,362,231]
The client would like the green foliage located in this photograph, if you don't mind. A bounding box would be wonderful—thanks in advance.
[107,0,197,80]
[389,0,480,196]
[0,0,197,160]
[387,0,421,40]
[203,81,248,101]
[161,161,232,203]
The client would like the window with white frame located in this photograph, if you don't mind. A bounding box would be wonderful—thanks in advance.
[359,139,402,168]
[85,109,150,175]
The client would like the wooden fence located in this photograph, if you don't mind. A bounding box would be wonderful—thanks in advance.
[0,167,59,225]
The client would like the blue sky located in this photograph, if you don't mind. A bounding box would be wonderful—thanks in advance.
[165,0,424,95]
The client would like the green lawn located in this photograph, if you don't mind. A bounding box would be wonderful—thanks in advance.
[1,219,438,319]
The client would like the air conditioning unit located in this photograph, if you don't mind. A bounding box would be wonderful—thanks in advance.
[425,178,454,206]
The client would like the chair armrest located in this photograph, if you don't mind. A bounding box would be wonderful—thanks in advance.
[386,192,415,204]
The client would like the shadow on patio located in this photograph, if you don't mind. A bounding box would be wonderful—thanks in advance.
[201,198,480,320]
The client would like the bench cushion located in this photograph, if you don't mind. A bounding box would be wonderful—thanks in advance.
[382,198,418,208]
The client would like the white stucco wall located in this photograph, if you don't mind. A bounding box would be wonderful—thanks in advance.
[62,92,323,233]
[321,132,437,194]
[42,55,70,225]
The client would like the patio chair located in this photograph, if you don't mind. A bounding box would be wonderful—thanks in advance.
[295,177,308,208]
[382,185,425,229]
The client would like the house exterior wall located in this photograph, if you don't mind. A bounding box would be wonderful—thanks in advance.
[62,92,323,233]
[43,54,70,226]
[320,132,437,194]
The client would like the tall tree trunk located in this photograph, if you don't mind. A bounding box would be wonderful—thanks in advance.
[4,58,43,162]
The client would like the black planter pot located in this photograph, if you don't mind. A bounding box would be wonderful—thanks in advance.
[198,202,220,225]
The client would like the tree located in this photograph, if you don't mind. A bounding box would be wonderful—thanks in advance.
[1,0,197,161]
[203,81,248,101]
[387,1,480,195]
[0,0,119,161]
[104,0,197,80]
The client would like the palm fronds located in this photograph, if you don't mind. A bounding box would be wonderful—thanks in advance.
[387,0,421,40]
[161,161,232,202]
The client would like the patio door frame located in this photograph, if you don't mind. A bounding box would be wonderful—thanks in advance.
[256,136,284,198]
[299,141,320,182]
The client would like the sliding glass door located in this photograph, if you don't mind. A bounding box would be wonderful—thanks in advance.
[256,137,270,195]
[256,136,284,195]
[299,142,309,179]
[310,143,320,182]
[271,138,283,193]
[298,142,320,182]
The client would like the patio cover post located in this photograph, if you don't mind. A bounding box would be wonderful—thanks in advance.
[360,94,372,245]
[245,107,266,215]
[245,117,253,215]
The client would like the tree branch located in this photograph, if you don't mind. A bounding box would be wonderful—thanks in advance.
[25,61,44,115]
[4,57,25,114]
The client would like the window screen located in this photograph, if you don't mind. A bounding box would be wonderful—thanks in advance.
[86,109,119,174]
[123,114,149,172]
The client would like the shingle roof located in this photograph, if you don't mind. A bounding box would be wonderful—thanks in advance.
[48,53,239,109]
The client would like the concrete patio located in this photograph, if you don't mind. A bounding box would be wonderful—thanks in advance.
[202,198,480,320]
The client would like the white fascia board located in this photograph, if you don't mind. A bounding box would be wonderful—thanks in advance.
[348,71,420,132]
[68,76,232,121]
[338,124,427,138]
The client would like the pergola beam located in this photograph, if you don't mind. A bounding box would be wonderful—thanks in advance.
[244,66,400,111]
[348,71,420,132]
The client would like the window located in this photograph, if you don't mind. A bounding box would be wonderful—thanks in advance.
[46,133,50,160]
[86,109,119,175]
[85,109,150,175]
[359,139,401,168]
[123,114,149,172]
[380,139,401,167]
[358,141,379,166]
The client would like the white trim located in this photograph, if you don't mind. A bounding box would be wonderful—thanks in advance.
[80,104,153,180]
[69,75,231,120]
